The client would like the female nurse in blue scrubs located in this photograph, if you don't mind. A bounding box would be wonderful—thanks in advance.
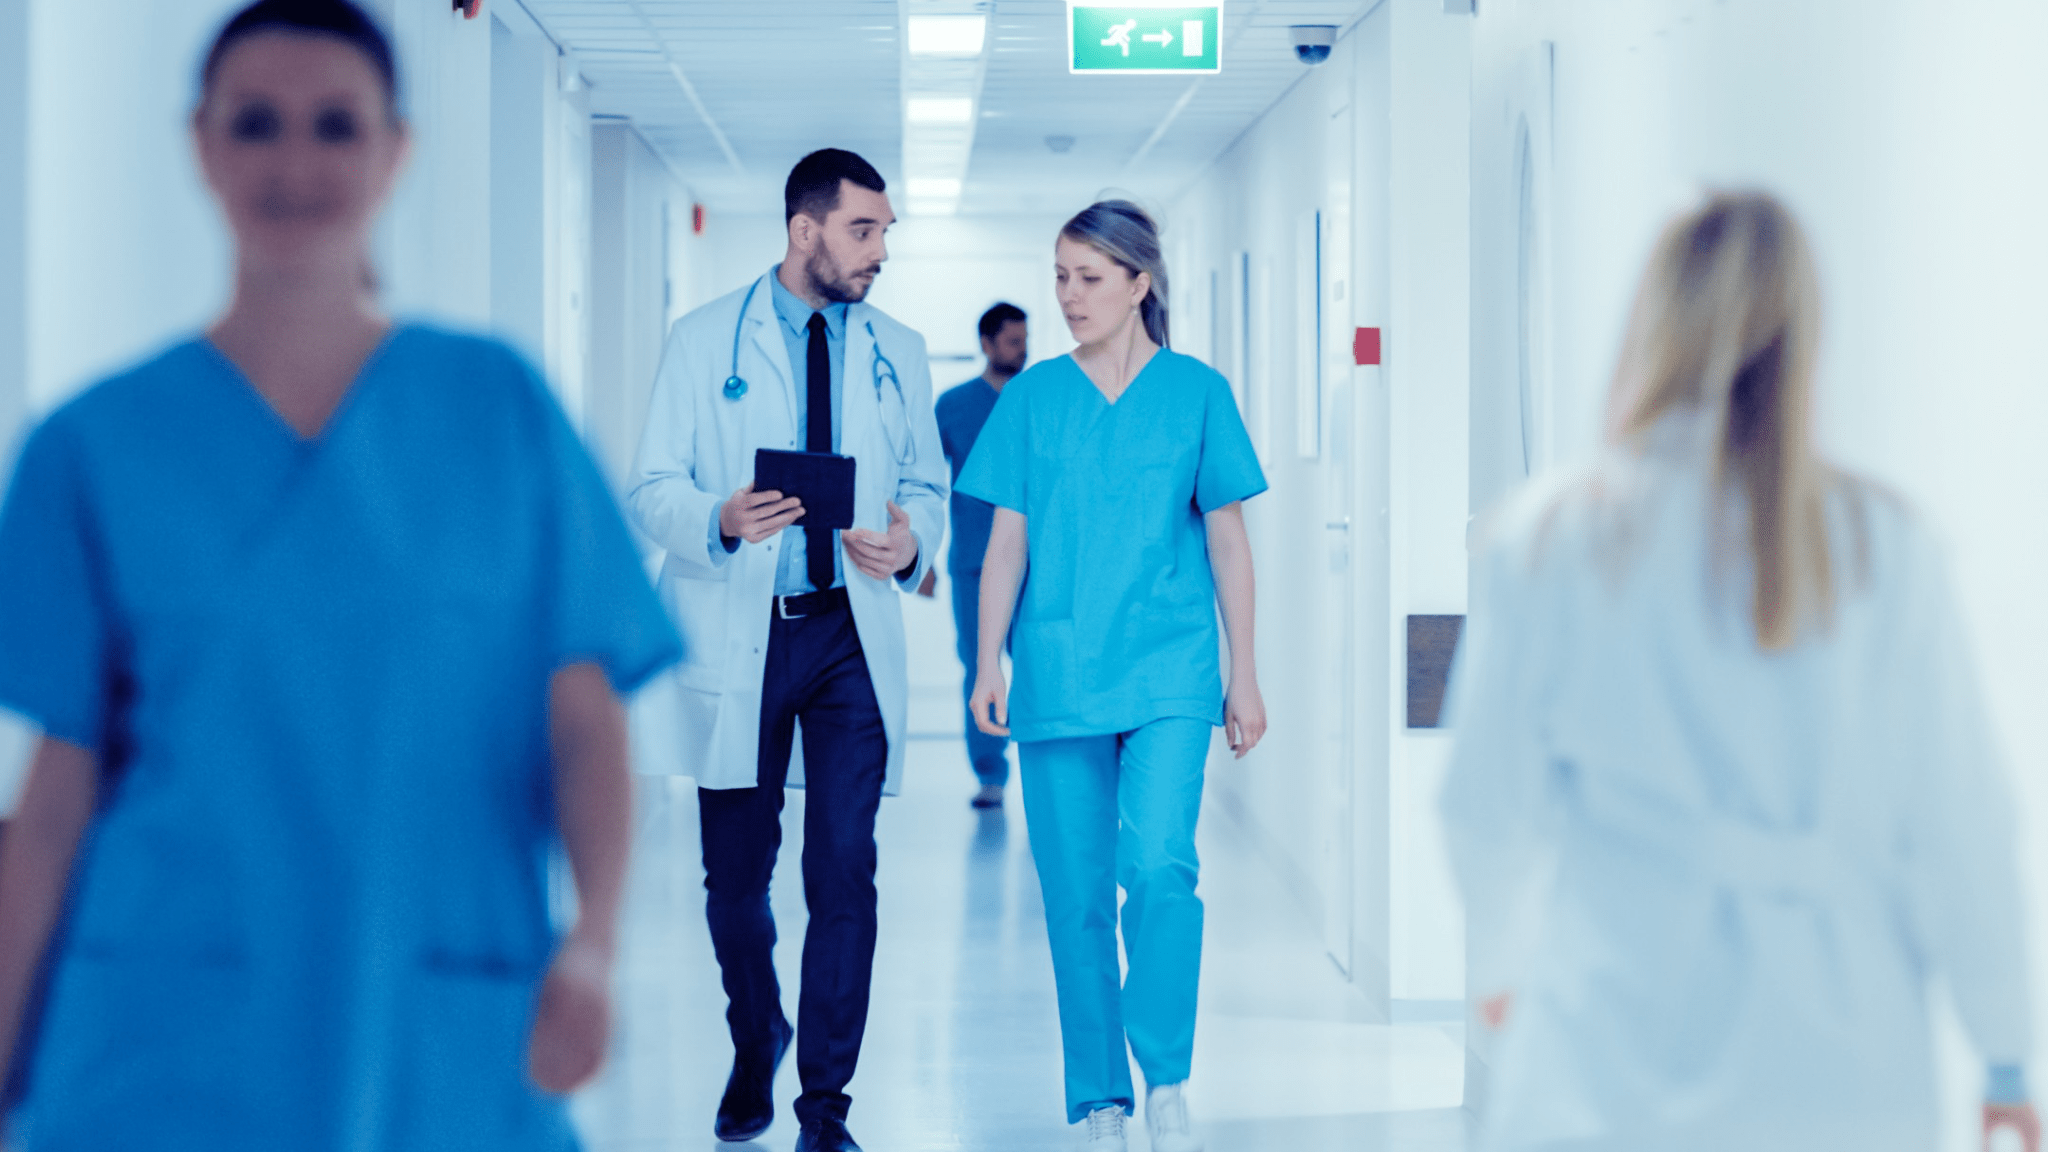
[0,3,679,1147]
[959,201,1267,1152]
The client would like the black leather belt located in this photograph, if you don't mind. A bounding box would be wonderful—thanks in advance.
[774,586,849,620]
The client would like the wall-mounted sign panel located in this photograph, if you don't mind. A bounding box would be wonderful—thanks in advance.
[1069,4,1223,74]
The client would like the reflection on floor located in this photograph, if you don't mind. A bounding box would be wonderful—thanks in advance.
[573,738,1470,1151]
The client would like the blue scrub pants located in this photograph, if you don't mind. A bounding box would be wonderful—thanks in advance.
[949,569,1010,787]
[1020,717,1209,1123]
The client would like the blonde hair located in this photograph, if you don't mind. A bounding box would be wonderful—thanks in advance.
[1608,190,1834,650]
[1061,199,1170,347]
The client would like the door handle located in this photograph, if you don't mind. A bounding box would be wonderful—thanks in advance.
[1326,520,1350,531]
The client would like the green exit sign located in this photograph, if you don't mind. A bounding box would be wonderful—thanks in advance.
[1069,4,1223,74]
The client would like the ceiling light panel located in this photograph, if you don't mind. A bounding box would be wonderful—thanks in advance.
[907,14,987,55]
[907,96,976,123]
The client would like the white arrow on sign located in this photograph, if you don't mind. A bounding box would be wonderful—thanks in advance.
[1142,28,1174,48]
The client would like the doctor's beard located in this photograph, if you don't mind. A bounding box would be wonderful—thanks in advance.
[807,248,882,304]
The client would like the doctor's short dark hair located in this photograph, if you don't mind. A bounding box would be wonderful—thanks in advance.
[978,303,1027,341]
[200,0,398,119]
[785,149,888,224]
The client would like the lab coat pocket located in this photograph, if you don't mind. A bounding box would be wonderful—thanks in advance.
[1010,619,1078,730]
[664,571,731,691]
[393,962,572,1151]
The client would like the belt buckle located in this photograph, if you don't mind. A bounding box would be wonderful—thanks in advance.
[777,595,803,620]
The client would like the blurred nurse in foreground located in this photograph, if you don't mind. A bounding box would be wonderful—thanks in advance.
[0,1,678,1147]
[1441,191,2037,1151]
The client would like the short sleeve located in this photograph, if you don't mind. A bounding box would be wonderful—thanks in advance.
[1194,368,1267,513]
[936,395,961,467]
[955,381,1028,513]
[0,418,115,751]
[530,368,683,695]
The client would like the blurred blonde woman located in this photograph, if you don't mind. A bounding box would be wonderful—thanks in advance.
[1440,191,2037,1151]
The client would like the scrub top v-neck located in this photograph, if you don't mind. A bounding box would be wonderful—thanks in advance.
[201,323,397,445]
[0,323,680,1150]
[956,349,1266,742]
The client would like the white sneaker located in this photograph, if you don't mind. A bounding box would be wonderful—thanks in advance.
[1082,1104,1127,1151]
[1145,1083,1203,1152]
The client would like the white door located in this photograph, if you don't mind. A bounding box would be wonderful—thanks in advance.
[1315,98,1358,975]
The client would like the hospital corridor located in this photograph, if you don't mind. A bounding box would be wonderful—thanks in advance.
[0,2,2044,1151]
[585,598,1466,1150]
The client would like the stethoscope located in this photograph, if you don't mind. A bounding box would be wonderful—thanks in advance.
[722,276,917,466]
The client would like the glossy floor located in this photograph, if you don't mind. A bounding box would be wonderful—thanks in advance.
[582,589,1470,1152]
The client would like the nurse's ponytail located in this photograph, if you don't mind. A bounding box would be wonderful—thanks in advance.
[1061,200,1170,348]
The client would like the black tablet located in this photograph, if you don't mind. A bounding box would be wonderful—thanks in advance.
[754,449,857,531]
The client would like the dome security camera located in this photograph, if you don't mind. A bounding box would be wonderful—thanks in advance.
[1289,25,1336,65]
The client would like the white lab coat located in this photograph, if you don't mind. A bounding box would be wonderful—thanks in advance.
[1441,415,2034,1151]
[625,274,947,795]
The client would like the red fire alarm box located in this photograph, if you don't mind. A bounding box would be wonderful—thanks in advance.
[1353,327,1382,366]
[692,204,706,235]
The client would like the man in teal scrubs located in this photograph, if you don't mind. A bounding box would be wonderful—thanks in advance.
[933,303,1028,808]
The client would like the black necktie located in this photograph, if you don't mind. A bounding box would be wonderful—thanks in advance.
[805,312,834,592]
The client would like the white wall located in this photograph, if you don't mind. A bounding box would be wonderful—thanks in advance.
[487,13,599,420]
[24,0,238,411]
[1168,0,1474,1013]
[1468,0,2048,1133]
[590,123,697,489]
[699,212,788,304]
[369,0,493,329]
[490,15,552,369]
[1384,0,1471,1006]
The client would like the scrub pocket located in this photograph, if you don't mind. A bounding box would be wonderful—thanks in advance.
[25,950,255,1143]
[1010,618,1078,735]
[391,960,574,1152]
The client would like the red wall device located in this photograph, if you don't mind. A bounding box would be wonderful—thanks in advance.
[1353,327,1382,366]
[692,204,706,235]
[455,0,482,18]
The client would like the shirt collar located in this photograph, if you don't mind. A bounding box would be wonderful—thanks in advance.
[769,264,848,341]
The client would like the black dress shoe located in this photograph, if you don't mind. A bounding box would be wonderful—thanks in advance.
[794,1117,863,1152]
[713,1016,793,1142]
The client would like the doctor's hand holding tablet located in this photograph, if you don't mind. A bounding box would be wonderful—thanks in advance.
[721,452,918,580]
[719,482,804,543]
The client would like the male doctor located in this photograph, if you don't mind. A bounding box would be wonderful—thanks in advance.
[627,149,946,1152]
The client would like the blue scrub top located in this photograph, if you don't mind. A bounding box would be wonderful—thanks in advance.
[935,376,1002,574]
[956,349,1265,742]
[0,325,680,1150]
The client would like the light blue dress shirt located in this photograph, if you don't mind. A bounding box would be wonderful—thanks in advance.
[707,266,845,594]
[766,268,846,594]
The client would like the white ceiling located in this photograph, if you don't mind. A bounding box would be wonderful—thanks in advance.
[514,0,1378,216]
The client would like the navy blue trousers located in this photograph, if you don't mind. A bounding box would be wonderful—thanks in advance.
[699,603,887,1127]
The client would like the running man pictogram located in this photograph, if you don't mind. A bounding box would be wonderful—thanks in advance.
[1101,18,1136,56]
